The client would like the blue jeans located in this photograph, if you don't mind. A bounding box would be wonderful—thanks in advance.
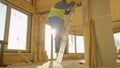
[48,16,64,52]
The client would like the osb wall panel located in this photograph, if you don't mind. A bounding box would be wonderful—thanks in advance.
[3,0,35,13]
[110,0,120,33]
[112,22,120,32]
[110,0,120,20]
[63,7,83,35]
[63,54,84,60]
[36,0,59,13]
[4,53,32,64]
[39,14,48,48]
[71,7,83,35]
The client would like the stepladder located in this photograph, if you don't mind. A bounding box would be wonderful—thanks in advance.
[53,6,76,68]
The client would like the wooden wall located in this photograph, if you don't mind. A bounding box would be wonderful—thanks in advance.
[2,0,82,65]
[110,0,120,32]
[2,0,120,65]
[2,0,46,64]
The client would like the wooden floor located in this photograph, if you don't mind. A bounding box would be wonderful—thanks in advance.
[1,60,120,68]
[0,60,85,68]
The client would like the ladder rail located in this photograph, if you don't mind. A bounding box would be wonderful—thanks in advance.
[54,5,76,68]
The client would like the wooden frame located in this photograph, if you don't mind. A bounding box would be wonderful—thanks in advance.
[1,1,32,53]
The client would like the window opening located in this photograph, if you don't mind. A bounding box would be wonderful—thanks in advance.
[8,8,29,50]
[0,2,7,40]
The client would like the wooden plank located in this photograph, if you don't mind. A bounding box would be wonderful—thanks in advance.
[4,0,35,13]
[18,51,32,64]
[0,41,7,44]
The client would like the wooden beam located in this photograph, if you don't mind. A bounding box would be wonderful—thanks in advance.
[4,0,35,13]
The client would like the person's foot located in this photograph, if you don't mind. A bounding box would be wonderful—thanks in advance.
[55,48,59,53]
[55,48,59,57]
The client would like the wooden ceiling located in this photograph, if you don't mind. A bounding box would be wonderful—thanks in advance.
[36,0,120,35]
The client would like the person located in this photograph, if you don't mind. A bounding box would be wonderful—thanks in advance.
[48,0,75,53]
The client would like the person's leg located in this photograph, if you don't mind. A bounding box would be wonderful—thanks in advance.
[48,16,64,53]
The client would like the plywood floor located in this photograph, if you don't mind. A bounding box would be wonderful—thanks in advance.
[0,60,85,68]
[1,60,120,68]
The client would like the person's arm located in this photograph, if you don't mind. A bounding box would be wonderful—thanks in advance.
[54,1,75,9]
